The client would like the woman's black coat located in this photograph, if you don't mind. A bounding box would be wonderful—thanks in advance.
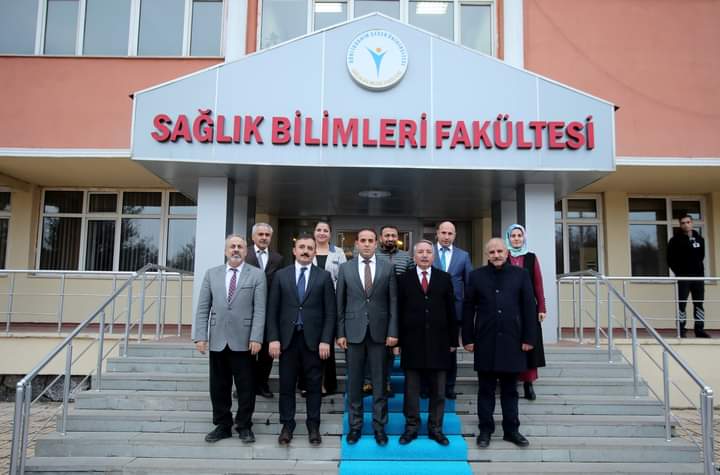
[398,267,458,370]
[462,262,537,373]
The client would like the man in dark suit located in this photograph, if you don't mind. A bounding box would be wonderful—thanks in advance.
[245,222,284,398]
[433,221,472,399]
[397,239,457,446]
[336,228,398,446]
[266,235,336,446]
[463,238,537,449]
[192,235,266,444]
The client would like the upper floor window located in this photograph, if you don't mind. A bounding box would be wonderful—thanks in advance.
[260,0,495,55]
[0,0,224,57]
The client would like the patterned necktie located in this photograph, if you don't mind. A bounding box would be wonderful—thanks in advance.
[363,259,373,295]
[296,267,307,329]
[258,250,266,270]
[440,247,449,271]
[421,270,429,294]
[227,268,238,302]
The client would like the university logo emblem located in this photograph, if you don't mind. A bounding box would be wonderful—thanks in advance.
[347,29,408,91]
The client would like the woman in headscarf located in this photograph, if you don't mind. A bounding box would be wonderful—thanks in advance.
[504,224,547,400]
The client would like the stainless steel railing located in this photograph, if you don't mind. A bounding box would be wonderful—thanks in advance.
[8,264,193,475]
[558,271,715,474]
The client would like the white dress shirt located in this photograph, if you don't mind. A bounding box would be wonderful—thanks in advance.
[357,254,376,289]
[295,261,311,294]
[225,263,245,297]
[436,243,454,272]
[417,265,432,285]
[255,245,267,270]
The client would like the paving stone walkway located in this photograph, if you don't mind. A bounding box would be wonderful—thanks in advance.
[0,402,64,473]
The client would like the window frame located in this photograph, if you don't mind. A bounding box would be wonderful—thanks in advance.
[555,194,604,275]
[16,0,226,57]
[258,0,496,55]
[0,190,11,270]
[627,195,707,277]
[36,188,197,272]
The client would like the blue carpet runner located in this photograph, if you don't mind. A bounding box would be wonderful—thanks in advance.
[339,356,472,474]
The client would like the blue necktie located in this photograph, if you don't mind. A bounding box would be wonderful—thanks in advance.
[295,267,307,329]
[440,247,449,271]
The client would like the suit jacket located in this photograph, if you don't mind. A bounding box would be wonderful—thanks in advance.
[397,267,458,370]
[192,263,267,352]
[462,262,536,373]
[245,246,284,289]
[433,245,473,321]
[336,257,398,344]
[266,264,336,351]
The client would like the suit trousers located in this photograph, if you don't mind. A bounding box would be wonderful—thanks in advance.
[404,369,446,434]
[279,330,322,431]
[347,333,388,432]
[254,342,274,390]
[209,345,255,430]
[476,371,520,435]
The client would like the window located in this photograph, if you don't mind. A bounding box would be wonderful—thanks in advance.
[555,197,603,274]
[0,0,39,54]
[38,190,197,272]
[0,0,224,57]
[0,192,11,269]
[259,0,495,54]
[628,197,705,277]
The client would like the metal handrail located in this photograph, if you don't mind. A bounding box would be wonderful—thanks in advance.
[558,270,715,474]
[8,264,193,475]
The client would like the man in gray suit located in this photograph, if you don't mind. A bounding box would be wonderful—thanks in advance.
[336,228,398,446]
[192,235,267,444]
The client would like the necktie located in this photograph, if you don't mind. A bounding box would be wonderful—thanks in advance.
[363,259,373,295]
[258,250,266,270]
[227,268,238,302]
[295,267,307,329]
[440,247,449,271]
[421,271,429,294]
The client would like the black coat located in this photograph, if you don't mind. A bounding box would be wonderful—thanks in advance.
[667,230,705,277]
[398,267,458,370]
[266,265,336,352]
[245,247,284,289]
[462,262,537,373]
[518,253,546,369]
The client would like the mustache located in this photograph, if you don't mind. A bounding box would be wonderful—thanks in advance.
[300,253,310,257]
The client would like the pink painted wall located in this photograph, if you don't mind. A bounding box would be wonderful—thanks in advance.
[0,57,221,149]
[524,0,720,157]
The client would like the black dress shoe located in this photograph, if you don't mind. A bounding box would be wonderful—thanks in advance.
[695,329,712,338]
[308,427,322,446]
[399,431,418,445]
[503,432,530,447]
[346,430,361,444]
[257,384,274,398]
[523,382,537,401]
[204,425,232,443]
[374,430,389,446]
[278,425,293,446]
[476,432,491,448]
[429,431,450,446]
[237,428,256,444]
[445,390,457,400]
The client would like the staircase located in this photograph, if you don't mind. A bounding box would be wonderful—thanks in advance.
[24,343,705,474]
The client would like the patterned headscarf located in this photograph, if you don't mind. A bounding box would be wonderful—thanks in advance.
[504,224,528,258]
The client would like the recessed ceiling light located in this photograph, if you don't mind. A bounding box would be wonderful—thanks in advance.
[358,190,392,199]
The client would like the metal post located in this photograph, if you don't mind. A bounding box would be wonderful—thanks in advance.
[109,274,117,335]
[123,279,133,357]
[594,277,601,348]
[57,274,66,334]
[177,273,183,337]
[161,272,167,338]
[631,316,639,398]
[700,388,715,475]
[578,276,584,344]
[662,350,671,442]
[674,279,681,338]
[607,287,613,363]
[622,280,629,338]
[61,342,73,434]
[571,279,577,341]
[6,272,16,334]
[155,271,163,340]
[138,272,147,341]
[96,310,106,391]
[9,382,27,475]
[19,383,31,474]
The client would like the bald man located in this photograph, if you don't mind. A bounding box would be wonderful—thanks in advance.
[462,238,536,449]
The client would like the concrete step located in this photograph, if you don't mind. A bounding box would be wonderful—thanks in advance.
[464,436,700,463]
[35,432,341,460]
[468,461,704,474]
[75,390,664,416]
[24,456,339,474]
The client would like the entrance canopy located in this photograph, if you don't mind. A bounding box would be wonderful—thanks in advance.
[131,14,615,217]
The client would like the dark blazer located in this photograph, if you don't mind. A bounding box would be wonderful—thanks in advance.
[462,262,537,373]
[336,258,398,344]
[433,245,473,321]
[398,267,458,370]
[266,264,336,352]
[245,246,284,289]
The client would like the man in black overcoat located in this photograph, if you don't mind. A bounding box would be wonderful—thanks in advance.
[462,238,537,448]
[397,239,458,446]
